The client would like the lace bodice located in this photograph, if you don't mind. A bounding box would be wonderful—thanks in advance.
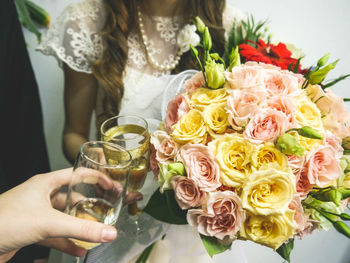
[37,0,245,126]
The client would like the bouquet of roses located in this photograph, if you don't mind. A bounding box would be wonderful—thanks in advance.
[144,16,350,262]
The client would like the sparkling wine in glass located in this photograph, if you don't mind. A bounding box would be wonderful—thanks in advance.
[65,141,131,250]
[100,115,150,231]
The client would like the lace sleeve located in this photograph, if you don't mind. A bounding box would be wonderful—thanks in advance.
[222,3,247,40]
[37,0,106,74]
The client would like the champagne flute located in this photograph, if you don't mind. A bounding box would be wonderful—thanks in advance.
[65,141,131,255]
[100,115,150,234]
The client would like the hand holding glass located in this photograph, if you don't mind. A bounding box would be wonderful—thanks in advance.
[64,141,131,250]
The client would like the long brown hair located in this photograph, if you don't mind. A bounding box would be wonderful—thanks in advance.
[92,0,226,112]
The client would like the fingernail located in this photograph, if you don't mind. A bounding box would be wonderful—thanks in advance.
[101,227,117,242]
[137,195,143,201]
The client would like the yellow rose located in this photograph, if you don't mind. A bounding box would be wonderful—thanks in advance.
[203,103,230,136]
[294,95,324,150]
[295,94,324,133]
[240,210,296,250]
[241,167,295,215]
[254,143,288,170]
[208,134,257,187]
[171,109,207,144]
[190,87,228,111]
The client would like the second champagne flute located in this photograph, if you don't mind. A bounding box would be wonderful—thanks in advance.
[100,115,150,234]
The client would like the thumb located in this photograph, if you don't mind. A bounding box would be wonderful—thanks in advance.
[47,211,117,243]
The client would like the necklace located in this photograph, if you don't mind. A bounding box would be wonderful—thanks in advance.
[137,5,183,72]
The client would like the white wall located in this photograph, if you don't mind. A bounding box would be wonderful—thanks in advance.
[24,0,350,262]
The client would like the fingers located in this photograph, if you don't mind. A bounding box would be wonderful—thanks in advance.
[47,211,117,243]
[0,250,18,263]
[124,192,143,206]
[38,238,87,257]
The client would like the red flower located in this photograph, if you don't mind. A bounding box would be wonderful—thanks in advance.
[239,39,300,71]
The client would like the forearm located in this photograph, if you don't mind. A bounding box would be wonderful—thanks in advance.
[63,133,88,164]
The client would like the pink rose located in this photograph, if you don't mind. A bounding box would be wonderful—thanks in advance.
[187,191,245,240]
[306,145,342,187]
[289,195,312,234]
[323,130,343,159]
[151,131,179,164]
[322,114,350,139]
[184,71,205,95]
[316,89,350,121]
[150,144,159,179]
[263,70,300,97]
[224,64,264,90]
[288,155,305,179]
[165,94,190,132]
[171,176,206,210]
[314,89,350,138]
[296,168,314,198]
[243,109,289,144]
[265,96,297,128]
[226,89,266,130]
[179,144,221,192]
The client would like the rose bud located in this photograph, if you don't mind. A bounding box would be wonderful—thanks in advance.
[298,126,324,140]
[276,133,305,157]
[195,16,205,33]
[333,221,350,238]
[205,60,225,90]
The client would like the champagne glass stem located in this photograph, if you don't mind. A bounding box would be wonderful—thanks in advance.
[128,202,142,216]
[82,251,90,263]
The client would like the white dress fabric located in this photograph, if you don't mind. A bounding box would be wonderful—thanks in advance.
[38,1,248,262]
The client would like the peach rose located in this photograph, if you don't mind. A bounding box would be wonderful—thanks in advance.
[165,94,190,132]
[151,131,180,164]
[316,89,350,121]
[265,96,297,128]
[184,71,205,95]
[322,114,350,139]
[296,167,314,199]
[263,70,300,97]
[226,89,266,130]
[224,64,264,90]
[150,144,159,179]
[187,191,245,240]
[289,195,312,234]
[306,145,342,187]
[171,176,206,209]
[243,109,289,144]
[179,144,221,192]
[288,155,305,171]
[323,130,343,159]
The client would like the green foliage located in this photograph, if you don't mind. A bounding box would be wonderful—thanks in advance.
[323,74,350,89]
[276,239,294,263]
[199,234,231,257]
[14,0,50,42]
[136,242,156,263]
[143,188,187,224]
[224,15,268,65]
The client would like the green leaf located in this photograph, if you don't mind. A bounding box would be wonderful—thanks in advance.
[323,74,350,89]
[200,234,231,257]
[143,188,187,224]
[14,0,42,42]
[135,242,156,263]
[276,239,294,263]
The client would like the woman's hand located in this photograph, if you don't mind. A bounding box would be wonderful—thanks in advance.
[0,168,118,259]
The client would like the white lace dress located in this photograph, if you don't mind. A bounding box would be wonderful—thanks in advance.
[38,1,248,262]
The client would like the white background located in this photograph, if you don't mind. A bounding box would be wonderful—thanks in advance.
[23,0,350,262]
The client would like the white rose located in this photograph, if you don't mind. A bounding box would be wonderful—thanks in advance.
[177,24,200,53]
